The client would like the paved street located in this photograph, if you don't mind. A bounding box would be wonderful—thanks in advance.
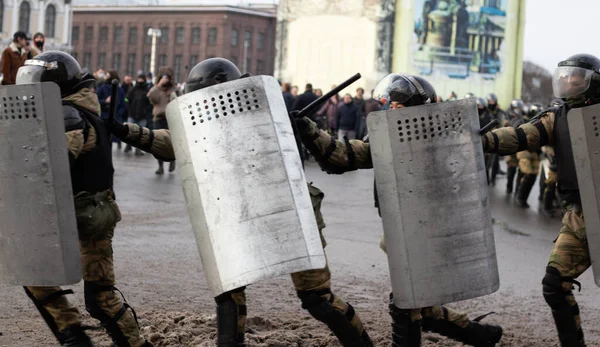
[1,150,599,346]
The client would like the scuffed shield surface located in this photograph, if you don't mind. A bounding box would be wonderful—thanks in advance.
[367,99,499,308]
[166,75,326,296]
[567,104,600,287]
[0,82,81,285]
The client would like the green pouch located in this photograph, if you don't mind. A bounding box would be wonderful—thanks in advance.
[74,190,121,241]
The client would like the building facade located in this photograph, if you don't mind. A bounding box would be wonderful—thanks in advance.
[0,0,72,51]
[72,5,276,82]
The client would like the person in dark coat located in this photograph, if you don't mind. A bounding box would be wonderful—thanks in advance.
[292,83,319,119]
[95,70,126,149]
[336,94,360,140]
[124,74,152,155]
[282,82,294,111]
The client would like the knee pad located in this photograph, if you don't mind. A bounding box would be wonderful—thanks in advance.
[542,266,569,310]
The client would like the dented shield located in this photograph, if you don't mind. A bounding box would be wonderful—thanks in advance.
[367,99,499,308]
[166,75,326,296]
[0,82,81,286]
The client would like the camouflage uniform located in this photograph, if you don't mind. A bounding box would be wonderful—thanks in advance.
[482,106,590,345]
[117,122,370,345]
[540,146,559,213]
[296,117,479,330]
[25,89,148,346]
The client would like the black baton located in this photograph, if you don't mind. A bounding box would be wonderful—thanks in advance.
[479,119,499,135]
[108,79,119,124]
[294,73,361,119]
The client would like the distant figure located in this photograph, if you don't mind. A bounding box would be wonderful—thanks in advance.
[336,93,360,140]
[1,31,30,85]
[30,32,45,57]
[292,83,319,119]
[282,82,294,111]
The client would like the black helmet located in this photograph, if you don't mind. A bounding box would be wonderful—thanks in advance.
[16,51,87,96]
[486,93,498,103]
[476,97,488,109]
[185,57,242,93]
[373,73,437,107]
[529,102,543,117]
[553,53,600,107]
[510,99,524,111]
[464,92,476,99]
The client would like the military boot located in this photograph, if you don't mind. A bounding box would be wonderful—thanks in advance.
[506,166,517,194]
[422,316,502,347]
[155,161,164,175]
[59,325,94,347]
[517,174,537,208]
[389,300,421,347]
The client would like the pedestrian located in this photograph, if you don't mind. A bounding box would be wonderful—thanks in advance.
[95,70,126,149]
[448,91,458,101]
[336,94,360,140]
[146,72,154,88]
[363,89,382,137]
[17,50,153,347]
[122,75,134,95]
[315,88,323,97]
[291,85,299,99]
[292,83,318,115]
[281,82,294,111]
[1,31,30,85]
[294,73,503,347]
[316,93,340,134]
[30,32,45,57]
[125,74,152,155]
[106,57,373,347]
[354,87,367,138]
[482,53,600,347]
[147,66,177,175]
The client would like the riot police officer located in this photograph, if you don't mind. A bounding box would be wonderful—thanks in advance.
[477,97,494,184]
[295,73,503,347]
[482,53,600,347]
[107,57,373,347]
[505,99,525,194]
[15,51,152,347]
[485,93,507,182]
[515,102,543,208]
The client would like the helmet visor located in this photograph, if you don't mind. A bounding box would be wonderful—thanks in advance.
[373,74,417,106]
[553,66,593,99]
[16,65,45,85]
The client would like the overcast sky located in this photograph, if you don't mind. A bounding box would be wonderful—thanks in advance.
[523,0,598,72]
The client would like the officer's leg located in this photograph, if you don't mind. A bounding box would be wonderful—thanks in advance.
[543,206,590,347]
[292,262,372,347]
[24,286,93,346]
[420,306,502,346]
[544,170,558,212]
[81,237,150,347]
[506,157,517,194]
[214,287,246,347]
[388,298,422,347]
[516,157,538,208]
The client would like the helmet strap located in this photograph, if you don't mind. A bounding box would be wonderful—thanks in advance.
[403,75,430,104]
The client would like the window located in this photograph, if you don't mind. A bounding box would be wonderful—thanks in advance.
[114,26,123,44]
[99,26,108,43]
[245,57,251,73]
[113,53,122,71]
[98,53,106,69]
[83,52,91,69]
[176,27,185,44]
[72,26,80,42]
[244,31,252,47]
[18,1,30,33]
[159,54,167,67]
[0,0,4,32]
[208,28,217,45]
[231,29,238,47]
[143,54,151,74]
[174,55,182,82]
[256,60,264,74]
[85,26,93,41]
[230,56,238,66]
[127,53,136,75]
[191,27,200,44]
[258,33,265,50]
[44,4,56,38]
[128,27,138,44]
[189,55,198,70]
[144,26,152,44]
[160,27,169,44]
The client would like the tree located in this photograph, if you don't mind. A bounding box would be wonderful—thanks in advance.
[521,60,553,105]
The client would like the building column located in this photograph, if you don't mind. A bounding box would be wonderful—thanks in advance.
[38,1,44,35]
[12,0,19,33]
[64,3,72,48]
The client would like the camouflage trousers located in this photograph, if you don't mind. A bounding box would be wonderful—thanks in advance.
[506,154,519,168]
[226,184,368,338]
[26,191,146,347]
[547,205,591,330]
[379,234,469,328]
[517,151,540,175]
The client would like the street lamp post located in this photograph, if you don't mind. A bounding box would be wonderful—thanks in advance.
[242,39,249,73]
[147,28,162,78]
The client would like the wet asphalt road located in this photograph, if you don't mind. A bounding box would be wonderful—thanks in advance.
[1,149,599,346]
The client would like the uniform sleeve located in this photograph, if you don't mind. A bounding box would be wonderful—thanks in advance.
[123,123,175,161]
[65,126,97,165]
[300,117,372,173]
[482,111,554,155]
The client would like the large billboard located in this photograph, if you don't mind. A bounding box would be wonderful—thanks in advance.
[393,0,525,107]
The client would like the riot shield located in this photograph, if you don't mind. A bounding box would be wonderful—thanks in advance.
[166,75,326,296]
[367,99,499,309]
[0,82,81,285]
[567,103,600,287]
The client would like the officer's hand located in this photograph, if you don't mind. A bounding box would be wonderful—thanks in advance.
[105,117,129,139]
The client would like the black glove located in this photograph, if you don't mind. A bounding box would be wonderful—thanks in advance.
[105,117,129,139]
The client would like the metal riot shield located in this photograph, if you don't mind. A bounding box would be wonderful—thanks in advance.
[166,75,326,296]
[0,82,81,285]
[367,99,499,308]
[567,103,600,287]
